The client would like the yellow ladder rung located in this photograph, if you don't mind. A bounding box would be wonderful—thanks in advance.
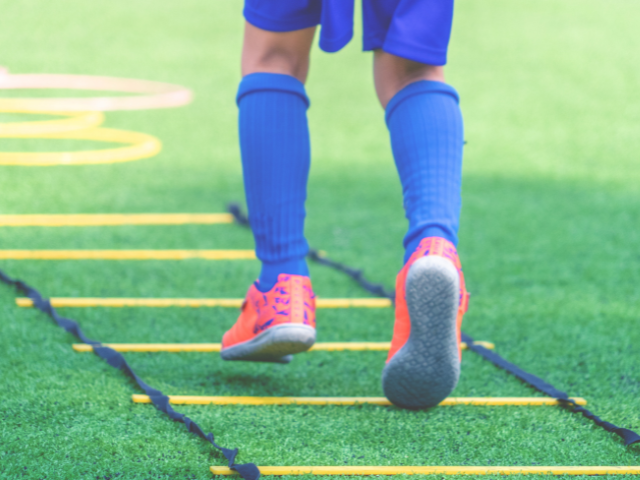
[17,297,392,308]
[132,395,586,406]
[210,466,639,476]
[0,249,255,260]
[72,341,495,353]
[0,213,234,227]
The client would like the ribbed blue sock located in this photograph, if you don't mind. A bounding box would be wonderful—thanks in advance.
[237,73,311,292]
[385,81,464,264]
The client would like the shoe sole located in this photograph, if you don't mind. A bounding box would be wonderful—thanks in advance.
[382,255,460,409]
[220,324,316,364]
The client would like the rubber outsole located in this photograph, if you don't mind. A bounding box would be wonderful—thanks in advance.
[220,324,316,363]
[382,255,460,409]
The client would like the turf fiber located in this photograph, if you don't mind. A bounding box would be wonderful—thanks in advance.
[1,0,640,478]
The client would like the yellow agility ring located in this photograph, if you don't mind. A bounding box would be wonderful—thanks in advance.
[0,124,161,166]
[0,110,105,136]
[0,67,192,166]
[0,109,160,166]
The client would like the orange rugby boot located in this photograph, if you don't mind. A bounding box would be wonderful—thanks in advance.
[221,274,316,363]
[382,237,469,409]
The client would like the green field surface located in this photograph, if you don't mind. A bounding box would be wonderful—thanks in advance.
[1,0,640,479]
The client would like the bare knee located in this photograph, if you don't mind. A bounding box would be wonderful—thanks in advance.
[373,50,445,108]
[241,22,316,83]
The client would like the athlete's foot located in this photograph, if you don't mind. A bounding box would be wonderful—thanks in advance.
[382,237,469,409]
[220,274,316,363]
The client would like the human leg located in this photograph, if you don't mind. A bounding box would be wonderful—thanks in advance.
[242,21,316,83]
[375,51,462,259]
[373,50,444,108]
[220,22,317,363]
[375,51,469,408]
[240,22,316,293]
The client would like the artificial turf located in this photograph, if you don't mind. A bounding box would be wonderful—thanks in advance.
[1,0,640,479]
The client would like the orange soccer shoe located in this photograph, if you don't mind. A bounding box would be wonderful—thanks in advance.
[220,274,316,363]
[382,237,469,409]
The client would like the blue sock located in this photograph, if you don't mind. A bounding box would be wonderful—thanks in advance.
[385,81,464,264]
[237,73,311,292]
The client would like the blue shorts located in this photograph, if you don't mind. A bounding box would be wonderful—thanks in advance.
[244,0,454,66]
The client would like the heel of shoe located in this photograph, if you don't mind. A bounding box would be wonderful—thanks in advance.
[221,324,316,363]
[382,255,460,408]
